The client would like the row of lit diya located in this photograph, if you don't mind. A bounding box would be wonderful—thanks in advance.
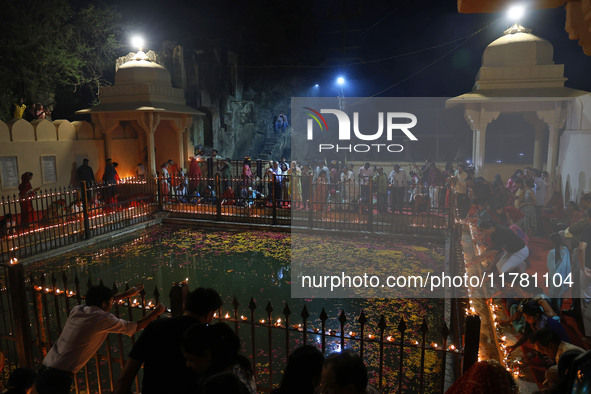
[3,207,149,242]
[213,311,461,351]
[463,222,525,379]
[488,299,524,380]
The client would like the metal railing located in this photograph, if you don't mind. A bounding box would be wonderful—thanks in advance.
[0,264,480,393]
[160,174,451,235]
[0,174,451,262]
[0,175,479,393]
[0,179,158,262]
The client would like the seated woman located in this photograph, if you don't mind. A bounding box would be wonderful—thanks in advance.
[201,186,216,204]
[501,287,560,333]
[550,201,582,231]
[507,300,569,354]
[220,186,235,205]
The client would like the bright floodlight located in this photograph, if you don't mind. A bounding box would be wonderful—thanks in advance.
[337,77,345,85]
[507,4,525,22]
[131,36,145,50]
[314,84,319,88]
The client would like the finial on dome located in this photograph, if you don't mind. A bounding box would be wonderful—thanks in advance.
[504,24,532,35]
[132,50,150,62]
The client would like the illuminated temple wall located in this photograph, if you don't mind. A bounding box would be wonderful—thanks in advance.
[558,95,591,203]
[0,119,138,193]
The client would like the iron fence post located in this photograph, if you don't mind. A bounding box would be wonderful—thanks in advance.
[256,159,263,179]
[368,177,373,232]
[157,176,163,211]
[308,177,313,228]
[272,175,277,225]
[463,314,480,373]
[216,174,222,221]
[81,181,91,240]
[5,260,33,367]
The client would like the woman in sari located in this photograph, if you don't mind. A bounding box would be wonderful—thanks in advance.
[287,161,302,209]
[18,172,38,227]
[188,156,203,195]
[313,170,328,213]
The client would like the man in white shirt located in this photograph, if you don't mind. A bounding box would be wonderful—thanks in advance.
[358,162,373,204]
[35,285,165,394]
[388,164,409,213]
[271,161,283,207]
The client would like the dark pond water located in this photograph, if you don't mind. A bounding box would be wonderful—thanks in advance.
[24,225,450,392]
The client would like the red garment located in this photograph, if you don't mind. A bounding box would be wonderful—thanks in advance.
[503,206,525,223]
[188,158,202,192]
[221,189,235,205]
[18,175,34,226]
[428,167,444,186]
[313,180,328,212]
[169,163,180,187]
[446,360,518,394]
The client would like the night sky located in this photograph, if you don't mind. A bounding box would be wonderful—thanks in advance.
[111,0,591,98]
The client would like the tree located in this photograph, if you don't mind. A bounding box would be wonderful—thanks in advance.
[0,0,123,121]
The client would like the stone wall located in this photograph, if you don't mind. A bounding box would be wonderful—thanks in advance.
[0,119,138,193]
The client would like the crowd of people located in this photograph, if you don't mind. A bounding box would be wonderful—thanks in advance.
[1,285,382,394]
[161,152,459,215]
[5,157,591,392]
[12,98,53,122]
[454,164,591,392]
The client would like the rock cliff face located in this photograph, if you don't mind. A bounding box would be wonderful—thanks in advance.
[117,43,312,161]
[150,43,315,160]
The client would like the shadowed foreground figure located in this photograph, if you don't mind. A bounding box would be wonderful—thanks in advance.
[181,322,256,393]
[114,287,222,394]
[445,360,518,394]
[320,350,380,394]
[271,345,325,394]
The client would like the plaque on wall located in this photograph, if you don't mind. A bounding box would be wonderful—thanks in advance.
[0,156,19,189]
[41,155,57,184]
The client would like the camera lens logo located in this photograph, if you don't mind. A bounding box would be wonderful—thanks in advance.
[304,107,329,138]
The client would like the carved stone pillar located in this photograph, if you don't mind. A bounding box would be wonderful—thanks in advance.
[537,104,566,178]
[523,112,547,170]
[136,113,161,177]
[464,107,500,176]
[533,128,544,170]
[93,115,119,162]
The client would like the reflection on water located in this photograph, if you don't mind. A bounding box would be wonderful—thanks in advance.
[30,226,443,329]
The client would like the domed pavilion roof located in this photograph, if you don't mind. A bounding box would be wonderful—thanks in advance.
[482,25,554,67]
[115,51,172,87]
[447,24,590,105]
[78,50,201,115]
